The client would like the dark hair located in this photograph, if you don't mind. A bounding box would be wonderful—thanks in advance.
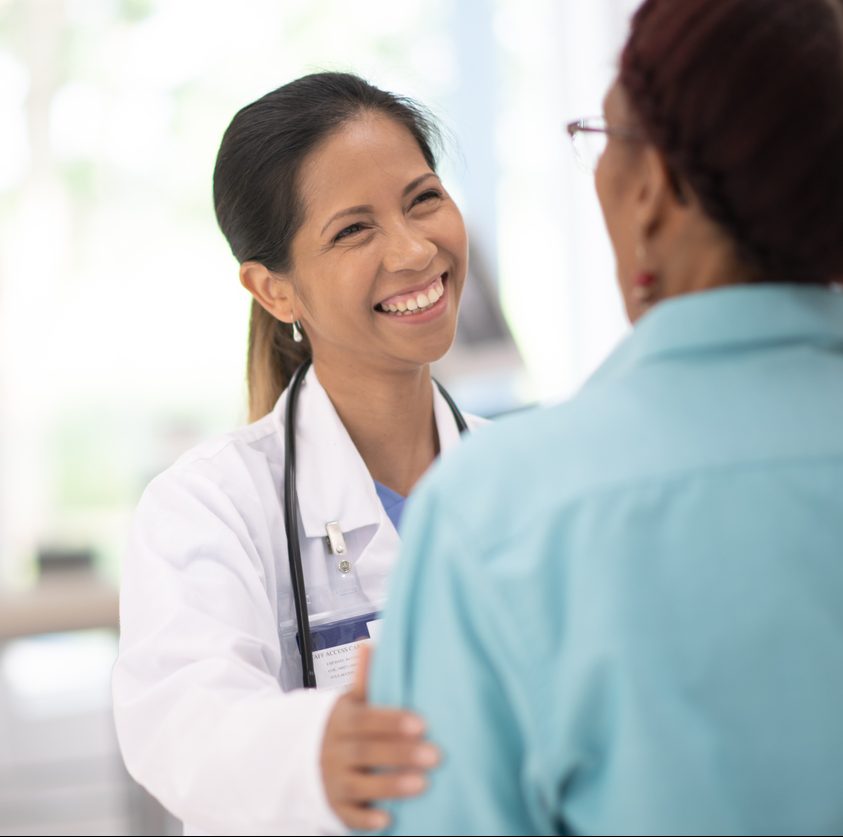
[620,0,843,284]
[213,72,441,420]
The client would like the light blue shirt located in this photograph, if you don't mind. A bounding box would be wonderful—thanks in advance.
[370,284,843,836]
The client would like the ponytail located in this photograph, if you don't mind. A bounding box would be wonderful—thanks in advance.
[246,301,311,421]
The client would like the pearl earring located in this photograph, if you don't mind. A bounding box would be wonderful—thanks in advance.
[292,320,303,343]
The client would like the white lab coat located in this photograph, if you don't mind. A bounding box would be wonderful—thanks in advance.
[112,366,483,836]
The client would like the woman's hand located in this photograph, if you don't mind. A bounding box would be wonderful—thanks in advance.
[320,643,440,831]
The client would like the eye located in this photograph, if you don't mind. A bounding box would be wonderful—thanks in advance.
[411,189,443,207]
[333,222,367,243]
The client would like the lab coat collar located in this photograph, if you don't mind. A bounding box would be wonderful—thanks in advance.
[272,365,465,539]
[589,284,843,387]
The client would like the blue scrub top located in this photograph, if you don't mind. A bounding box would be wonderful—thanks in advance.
[371,284,843,836]
[374,481,405,532]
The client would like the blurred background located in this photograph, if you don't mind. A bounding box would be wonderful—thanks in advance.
[0,0,637,833]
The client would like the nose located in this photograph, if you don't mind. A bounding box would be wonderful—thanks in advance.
[382,221,437,274]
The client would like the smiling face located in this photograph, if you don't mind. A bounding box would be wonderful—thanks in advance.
[281,113,468,376]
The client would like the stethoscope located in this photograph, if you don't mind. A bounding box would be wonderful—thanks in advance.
[283,358,468,688]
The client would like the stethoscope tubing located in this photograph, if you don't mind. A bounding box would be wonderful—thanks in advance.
[283,359,468,688]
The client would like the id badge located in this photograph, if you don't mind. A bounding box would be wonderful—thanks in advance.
[301,610,383,691]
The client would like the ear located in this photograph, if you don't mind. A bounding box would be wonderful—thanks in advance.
[239,261,298,324]
[635,145,685,240]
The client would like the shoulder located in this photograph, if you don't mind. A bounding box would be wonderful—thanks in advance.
[428,385,634,491]
[138,411,284,523]
[171,411,281,472]
[412,376,692,553]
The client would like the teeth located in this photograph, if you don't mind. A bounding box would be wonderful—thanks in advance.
[378,275,446,315]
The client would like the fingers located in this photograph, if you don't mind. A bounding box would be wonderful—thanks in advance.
[336,697,426,738]
[356,707,426,737]
[349,641,371,701]
[335,803,391,832]
[335,767,429,805]
[337,737,440,771]
[342,644,425,736]
[331,770,430,831]
[324,658,437,831]
[324,757,432,832]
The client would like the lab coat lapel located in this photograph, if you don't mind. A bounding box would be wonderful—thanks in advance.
[273,368,470,603]
[288,368,464,541]
[289,366,382,540]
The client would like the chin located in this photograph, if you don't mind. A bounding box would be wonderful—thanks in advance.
[407,332,458,368]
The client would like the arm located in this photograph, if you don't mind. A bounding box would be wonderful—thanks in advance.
[112,467,343,835]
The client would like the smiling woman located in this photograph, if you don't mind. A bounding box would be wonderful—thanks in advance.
[244,112,468,388]
[111,72,484,836]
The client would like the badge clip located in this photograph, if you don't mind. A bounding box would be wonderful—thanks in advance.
[325,521,347,556]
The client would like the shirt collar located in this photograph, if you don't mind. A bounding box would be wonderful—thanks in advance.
[589,284,843,388]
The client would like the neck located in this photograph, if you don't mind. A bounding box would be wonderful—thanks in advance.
[660,212,756,300]
[313,358,438,497]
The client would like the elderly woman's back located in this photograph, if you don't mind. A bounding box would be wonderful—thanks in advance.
[375,282,843,835]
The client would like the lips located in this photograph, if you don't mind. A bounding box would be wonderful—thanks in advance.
[375,273,448,315]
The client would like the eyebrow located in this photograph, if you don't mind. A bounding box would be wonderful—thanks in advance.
[319,172,440,235]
